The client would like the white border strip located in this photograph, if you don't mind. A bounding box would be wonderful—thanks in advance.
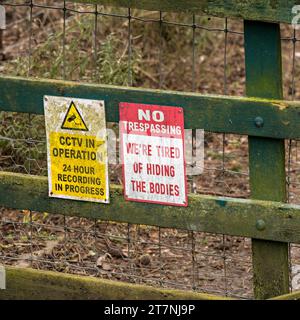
[0,266,6,290]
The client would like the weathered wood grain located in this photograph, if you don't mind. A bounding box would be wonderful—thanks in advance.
[1,172,300,243]
[69,0,300,24]
[1,76,300,139]
[245,21,289,299]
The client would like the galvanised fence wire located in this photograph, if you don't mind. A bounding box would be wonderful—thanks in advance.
[0,0,300,299]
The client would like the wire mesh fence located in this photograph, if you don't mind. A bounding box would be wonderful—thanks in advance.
[0,209,254,299]
[0,0,299,299]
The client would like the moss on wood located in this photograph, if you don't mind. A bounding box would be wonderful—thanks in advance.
[68,0,300,24]
[0,266,231,300]
[2,76,300,139]
[1,172,300,243]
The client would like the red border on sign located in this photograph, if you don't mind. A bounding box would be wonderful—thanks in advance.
[119,102,188,207]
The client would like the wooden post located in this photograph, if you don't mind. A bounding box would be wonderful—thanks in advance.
[244,20,290,299]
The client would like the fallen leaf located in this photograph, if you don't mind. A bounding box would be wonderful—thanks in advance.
[102,262,113,271]
[88,250,96,257]
[139,254,151,266]
[96,253,112,268]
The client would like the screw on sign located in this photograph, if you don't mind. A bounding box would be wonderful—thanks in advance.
[119,102,188,207]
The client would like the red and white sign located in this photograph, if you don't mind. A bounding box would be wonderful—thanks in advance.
[119,102,188,207]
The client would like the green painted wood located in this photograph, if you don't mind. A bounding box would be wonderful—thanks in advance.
[2,172,300,243]
[69,0,300,24]
[269,290,300,300]
[1,76,300,139]
[0,266,230,300]
[245,21,289,300]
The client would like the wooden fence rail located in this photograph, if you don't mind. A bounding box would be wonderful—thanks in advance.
[2,172,300,244]
[70,0,300,24]
[0,0,299,300]
[1,76,300,139]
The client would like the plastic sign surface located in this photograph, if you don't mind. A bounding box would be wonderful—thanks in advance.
[44,96,109,203]
[120,102,188,207]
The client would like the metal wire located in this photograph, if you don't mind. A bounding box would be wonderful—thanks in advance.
[0,0,277,300]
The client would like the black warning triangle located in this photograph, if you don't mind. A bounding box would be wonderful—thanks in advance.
[61,101,88,131]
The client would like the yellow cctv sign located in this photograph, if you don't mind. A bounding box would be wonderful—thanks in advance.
[44,96,109,203]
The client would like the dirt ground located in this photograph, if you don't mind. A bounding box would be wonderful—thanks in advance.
[1,1,300,299]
